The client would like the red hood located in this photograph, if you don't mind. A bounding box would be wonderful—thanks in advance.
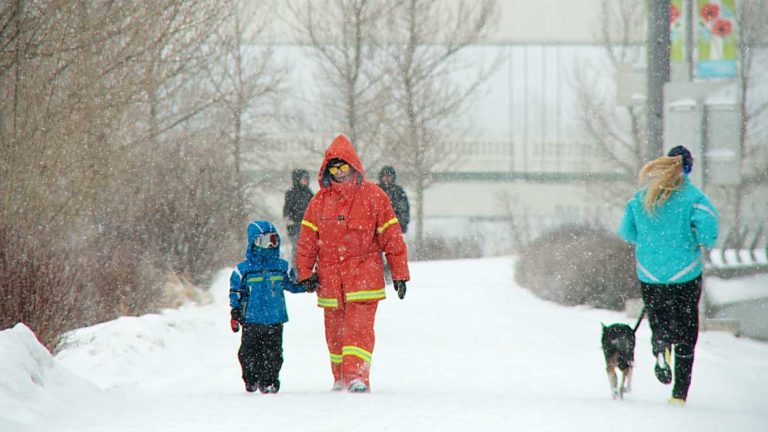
[318,134,365,188]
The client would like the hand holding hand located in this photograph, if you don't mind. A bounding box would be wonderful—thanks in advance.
[393,280,407,300]
[301,274,319,293]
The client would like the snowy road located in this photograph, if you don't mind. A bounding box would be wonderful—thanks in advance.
[3,257,768,431]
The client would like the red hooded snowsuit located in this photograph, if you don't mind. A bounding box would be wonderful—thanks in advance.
[296,134,410,390]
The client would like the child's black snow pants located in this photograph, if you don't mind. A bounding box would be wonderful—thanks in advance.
[238,323,284,392]
[640,276,702,401]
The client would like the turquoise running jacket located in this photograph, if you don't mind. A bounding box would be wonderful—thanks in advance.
[618,177,719,284]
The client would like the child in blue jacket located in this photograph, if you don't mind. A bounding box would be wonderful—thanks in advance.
[229,220,307,393]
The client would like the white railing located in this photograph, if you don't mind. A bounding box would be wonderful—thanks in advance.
[261,137,615,175]
[708,248,768,269]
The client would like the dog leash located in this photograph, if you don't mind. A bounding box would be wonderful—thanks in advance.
[632,305,646,333]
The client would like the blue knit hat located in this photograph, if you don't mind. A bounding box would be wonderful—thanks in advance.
[667,145,693,174]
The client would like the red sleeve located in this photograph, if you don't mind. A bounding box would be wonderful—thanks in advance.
[374,187,410,281]
[295,195,320,281]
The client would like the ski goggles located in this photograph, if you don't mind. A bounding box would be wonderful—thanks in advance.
[253,233,279,248]
[328,163,350,176]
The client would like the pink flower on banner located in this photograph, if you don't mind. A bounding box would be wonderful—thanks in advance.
[701,3,720,22]
[670,4,680,24]
[712,19,733,37]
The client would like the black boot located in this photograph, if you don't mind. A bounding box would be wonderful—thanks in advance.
[672,349,694,400]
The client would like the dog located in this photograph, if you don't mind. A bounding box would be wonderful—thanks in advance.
[601,323,636,400]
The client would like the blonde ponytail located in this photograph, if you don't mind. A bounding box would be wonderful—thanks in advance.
[639,156,684,213]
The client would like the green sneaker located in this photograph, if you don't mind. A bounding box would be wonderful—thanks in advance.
[668,397,685,406]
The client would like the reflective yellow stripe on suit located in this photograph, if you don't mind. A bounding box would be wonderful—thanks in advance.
[317,297,338,308]
[301,219,318,232]
[377,218,399,234]
[330,352,342,364]
[248,276,283,282]
[342,345,372,363]
[345,288,386,302]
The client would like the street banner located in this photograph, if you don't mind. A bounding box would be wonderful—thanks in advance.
[695,0,738,79]
[670,0,686,62]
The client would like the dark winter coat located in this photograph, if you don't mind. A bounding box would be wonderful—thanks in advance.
[378,166,410,233]
[283,169,314,237]
[229,221,305,325]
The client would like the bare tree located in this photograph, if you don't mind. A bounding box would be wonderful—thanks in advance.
[0,1,162,336]
[123,1,238,277]
[1,1,152,236]
[206,0,284,225]
[573,0,646,207]
[0,1,225,235]
[1,0,246,340]
[383,0,498,254]
[286,0,394,162]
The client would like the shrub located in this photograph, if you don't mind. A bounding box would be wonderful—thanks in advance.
[0,225,90,350]
[514,224,638,310]
[0,135,240,350]
[412,234,484,261]
[119,136,241,285]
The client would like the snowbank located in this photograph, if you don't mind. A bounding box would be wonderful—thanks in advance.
[0,324,99,430]
[55,269,233,390]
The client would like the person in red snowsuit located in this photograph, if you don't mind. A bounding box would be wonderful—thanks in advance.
[295,134,410,393]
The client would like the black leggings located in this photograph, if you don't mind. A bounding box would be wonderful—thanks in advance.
[640,276,701,400]
[238,323,284,390]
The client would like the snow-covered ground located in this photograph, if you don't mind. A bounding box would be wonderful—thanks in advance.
[2,257,767,432]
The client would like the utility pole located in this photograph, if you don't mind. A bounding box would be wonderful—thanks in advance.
[684,0,694,81]
[646,0,671,162]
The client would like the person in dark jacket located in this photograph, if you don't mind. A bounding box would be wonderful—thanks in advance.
[378,166,410,233]
[229,220,309,394]
[283,169,314,266]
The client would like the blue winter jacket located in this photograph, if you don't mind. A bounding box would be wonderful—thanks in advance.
[618,176,719,284]
[229,221,305,325]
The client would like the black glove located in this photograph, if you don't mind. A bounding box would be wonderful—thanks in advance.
[301,274,319,293]
[393,280,407,300]
[230,308,242,333]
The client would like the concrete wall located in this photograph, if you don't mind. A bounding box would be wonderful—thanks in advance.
[255,0,618,45]
[492,0,607,44]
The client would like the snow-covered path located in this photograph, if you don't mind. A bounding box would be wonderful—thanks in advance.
[3,257,768,431]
